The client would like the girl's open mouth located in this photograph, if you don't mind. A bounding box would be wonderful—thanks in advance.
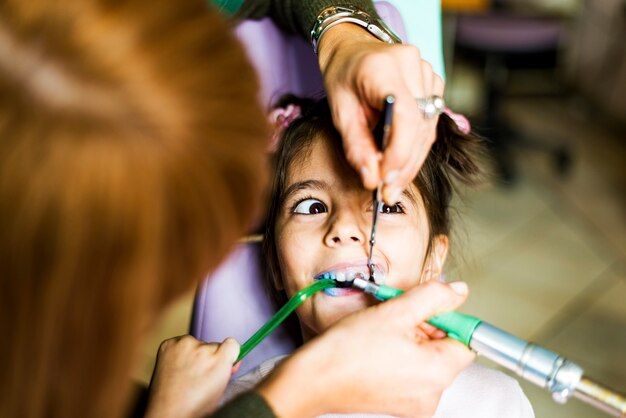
[313,263,386,297]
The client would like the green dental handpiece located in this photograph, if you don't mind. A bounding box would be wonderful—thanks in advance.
[351,278,481,346]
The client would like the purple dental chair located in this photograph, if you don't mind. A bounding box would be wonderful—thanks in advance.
[190,1,440,378]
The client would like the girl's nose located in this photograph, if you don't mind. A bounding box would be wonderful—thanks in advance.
[324,210,366,247]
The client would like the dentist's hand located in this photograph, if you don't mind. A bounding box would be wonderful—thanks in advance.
[257,281,475,418]
[145,335,240,418]
[318,24,445,204]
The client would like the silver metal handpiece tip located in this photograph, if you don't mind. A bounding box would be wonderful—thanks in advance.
[352,276,369,290]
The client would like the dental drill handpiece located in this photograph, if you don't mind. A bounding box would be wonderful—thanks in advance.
[351,277,626,417]
[367,96,395,281]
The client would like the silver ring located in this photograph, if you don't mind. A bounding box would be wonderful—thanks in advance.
[417,96,445,119]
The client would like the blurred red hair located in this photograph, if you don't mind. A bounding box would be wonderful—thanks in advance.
[0,0,268,416]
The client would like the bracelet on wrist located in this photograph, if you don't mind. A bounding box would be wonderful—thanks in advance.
[310,5,402,54]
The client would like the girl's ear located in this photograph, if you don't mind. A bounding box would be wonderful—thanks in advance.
[271,265,284,291]
[424,234,449,282]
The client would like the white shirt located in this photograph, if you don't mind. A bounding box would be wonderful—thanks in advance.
[222,355,535,418]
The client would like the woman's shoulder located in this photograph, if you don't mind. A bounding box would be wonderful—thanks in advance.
[434,363,535,418]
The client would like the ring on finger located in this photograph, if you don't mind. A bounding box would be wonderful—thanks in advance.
[416,96,445,119]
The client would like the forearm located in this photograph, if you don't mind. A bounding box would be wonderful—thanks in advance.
[316,22,384,75]
[236,0,379,38]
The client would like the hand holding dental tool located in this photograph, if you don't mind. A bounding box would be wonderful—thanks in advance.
[368,95,394,281]
[351,277,626,417]
[236,271,625,417]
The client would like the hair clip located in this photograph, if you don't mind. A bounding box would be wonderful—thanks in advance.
[443,108,471,134]
[268,104,302,152]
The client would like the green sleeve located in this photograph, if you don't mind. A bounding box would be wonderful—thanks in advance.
[208,391,276,418]
[235,0,380,38]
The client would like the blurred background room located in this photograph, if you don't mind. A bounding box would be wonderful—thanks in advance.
[443,0,625,416]
[138,1,625,417]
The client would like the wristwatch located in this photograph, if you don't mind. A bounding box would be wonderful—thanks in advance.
[311,5,402,54]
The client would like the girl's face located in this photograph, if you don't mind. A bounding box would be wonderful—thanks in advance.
[275,136,448,341]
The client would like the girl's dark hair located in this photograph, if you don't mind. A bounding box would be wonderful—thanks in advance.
[262,95,485,344]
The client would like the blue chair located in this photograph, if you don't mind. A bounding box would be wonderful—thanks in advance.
[190,1,448,378]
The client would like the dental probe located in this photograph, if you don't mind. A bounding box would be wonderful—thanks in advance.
[352,277,626,417]
[367,95,394,281]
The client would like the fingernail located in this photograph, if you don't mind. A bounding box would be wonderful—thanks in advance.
[384,170,399,185]
[448,281,468,296]
[231,362,242,375]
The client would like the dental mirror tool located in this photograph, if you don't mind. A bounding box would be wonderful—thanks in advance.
[368,95,394,281]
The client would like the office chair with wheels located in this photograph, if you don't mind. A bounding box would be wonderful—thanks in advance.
[454,0,572,184]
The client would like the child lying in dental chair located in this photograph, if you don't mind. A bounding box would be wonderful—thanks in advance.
[223,96,534,417]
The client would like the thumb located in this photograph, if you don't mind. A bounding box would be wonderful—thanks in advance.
[216,338,240,365]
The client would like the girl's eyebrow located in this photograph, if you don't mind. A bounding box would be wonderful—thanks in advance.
[281,179,328,202]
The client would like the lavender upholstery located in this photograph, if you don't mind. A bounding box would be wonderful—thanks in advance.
[191,1,440,378]
[190,242,291,376]
[233,20,323,107]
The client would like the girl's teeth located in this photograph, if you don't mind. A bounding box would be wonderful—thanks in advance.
[315,266,386,285]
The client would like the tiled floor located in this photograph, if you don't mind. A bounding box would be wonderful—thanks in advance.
[137,83,625,416]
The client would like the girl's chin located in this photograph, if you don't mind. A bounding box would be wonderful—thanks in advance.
[314,298,373,329]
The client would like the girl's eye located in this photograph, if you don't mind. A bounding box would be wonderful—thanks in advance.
[293,198,328,215]
[379,203,404,214]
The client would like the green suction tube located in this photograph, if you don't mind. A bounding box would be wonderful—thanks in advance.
[236,279,338,363]
[236,279,479,363]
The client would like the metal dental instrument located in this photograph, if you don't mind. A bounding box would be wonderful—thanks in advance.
[351,277,626,417]
[367,95,395,281]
